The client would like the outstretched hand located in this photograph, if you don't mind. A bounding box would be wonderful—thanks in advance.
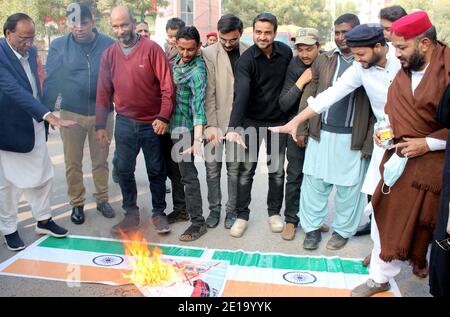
[268,122,298,142]
[221,132,247,149]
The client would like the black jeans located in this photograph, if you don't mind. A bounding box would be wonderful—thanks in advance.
[114,115,166,215]
[163,133,186,213]
[172,133,205,226]
[235,121,287,221]
[284,135,305,226]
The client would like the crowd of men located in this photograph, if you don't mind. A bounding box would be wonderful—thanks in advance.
[0,2,448,297]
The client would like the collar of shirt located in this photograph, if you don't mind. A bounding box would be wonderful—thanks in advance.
[6,39,29,61]
[374,42,395,70]
[333,47,354,63]
[254,41,281,59]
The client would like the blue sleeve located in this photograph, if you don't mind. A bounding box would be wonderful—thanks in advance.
[0,58,49,120]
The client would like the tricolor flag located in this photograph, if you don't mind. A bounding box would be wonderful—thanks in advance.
[0,235,400,297]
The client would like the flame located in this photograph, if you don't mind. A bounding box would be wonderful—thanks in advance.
[120,231,180,287]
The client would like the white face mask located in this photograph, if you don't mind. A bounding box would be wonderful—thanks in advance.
[381,146,408,195]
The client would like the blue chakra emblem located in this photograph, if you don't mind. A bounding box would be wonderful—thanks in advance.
[283,271,317,285]
[93,255,124,267]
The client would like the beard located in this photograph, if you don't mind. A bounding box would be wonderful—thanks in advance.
[400,48,425,72]
[362,53,381,69]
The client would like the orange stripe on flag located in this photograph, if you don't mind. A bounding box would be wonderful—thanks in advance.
[222,280,395,297]
[2,259,131,285]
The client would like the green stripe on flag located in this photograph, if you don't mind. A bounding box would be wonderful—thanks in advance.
[212,251,368,275]
[38,237,204,258]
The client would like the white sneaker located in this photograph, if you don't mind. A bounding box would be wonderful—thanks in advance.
[268,215,284,233]
[230,219,248,238]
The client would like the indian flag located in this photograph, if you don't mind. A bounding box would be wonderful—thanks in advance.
[0,235,400,297]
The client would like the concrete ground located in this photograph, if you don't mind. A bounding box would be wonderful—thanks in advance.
[0,128,431,297]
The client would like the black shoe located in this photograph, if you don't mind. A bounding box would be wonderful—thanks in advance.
[152,213,171,234]
[36,219,69,238]
[112,214,140,235]
[206,211,220,228]
[97,202,116,218]
[224,212,237,229]
[167,211,190,224]
[355,222,371,236]
[166,186,171,194]
[303,229,322,250]
[4,231,25,251]
[71,206,85,225]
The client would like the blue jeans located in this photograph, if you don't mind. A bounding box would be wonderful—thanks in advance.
[114,115,166,215]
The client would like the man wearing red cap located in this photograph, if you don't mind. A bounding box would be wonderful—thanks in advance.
[351,11,450,297]
[204,32,218,48]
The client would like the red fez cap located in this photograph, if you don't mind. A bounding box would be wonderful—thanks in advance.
[206,32,217,38]
[391,11,432,40]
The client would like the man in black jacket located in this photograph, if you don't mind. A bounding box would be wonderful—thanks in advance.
[225,12,292,238]
[43,4,115,225]
[278,27,321,241]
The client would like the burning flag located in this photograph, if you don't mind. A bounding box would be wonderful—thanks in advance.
[120,231,181,288]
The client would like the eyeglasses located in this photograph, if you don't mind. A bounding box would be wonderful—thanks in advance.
[219,37,239,45]
[436,237,450,251]
[12,33,35,43]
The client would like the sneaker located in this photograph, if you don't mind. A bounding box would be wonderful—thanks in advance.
[152,214,171,234]
[112,214,140,235]
[206,211,220,228]
[97,202,116,218]
[36,219,69,238]
[268,215,284,233]
[230,219,248,238]
[303,229,322,250]
[351,279,390,297]
[224,212,237,229]
[326,232,349,250]
[281,223,296,241]
[167,211,190,224]
[4,231,25,251]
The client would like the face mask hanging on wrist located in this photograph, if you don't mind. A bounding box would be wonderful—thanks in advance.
[381,145,408,195]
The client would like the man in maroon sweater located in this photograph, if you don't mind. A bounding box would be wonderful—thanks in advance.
[96,6,174,234]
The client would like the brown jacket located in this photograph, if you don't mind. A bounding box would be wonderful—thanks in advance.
[202,41,249,134]
[298,50,375,155]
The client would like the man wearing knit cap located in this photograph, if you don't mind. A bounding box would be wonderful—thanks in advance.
[350,10,450,297]
[270,21,399,251]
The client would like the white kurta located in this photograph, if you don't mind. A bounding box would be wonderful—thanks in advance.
[0,43,53,189]
[307,44,401,195]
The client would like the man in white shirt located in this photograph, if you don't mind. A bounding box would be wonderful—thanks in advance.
[0,13,75,251]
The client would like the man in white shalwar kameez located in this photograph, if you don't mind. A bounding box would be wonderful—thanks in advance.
[0,13,75,251]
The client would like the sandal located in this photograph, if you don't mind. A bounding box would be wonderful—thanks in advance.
[179,224,207,242]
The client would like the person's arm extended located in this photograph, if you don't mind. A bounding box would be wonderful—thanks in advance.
[307,63,362,114]
[270,63,363,139]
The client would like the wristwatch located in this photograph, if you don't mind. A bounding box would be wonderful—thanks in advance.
[194,137,204,144]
